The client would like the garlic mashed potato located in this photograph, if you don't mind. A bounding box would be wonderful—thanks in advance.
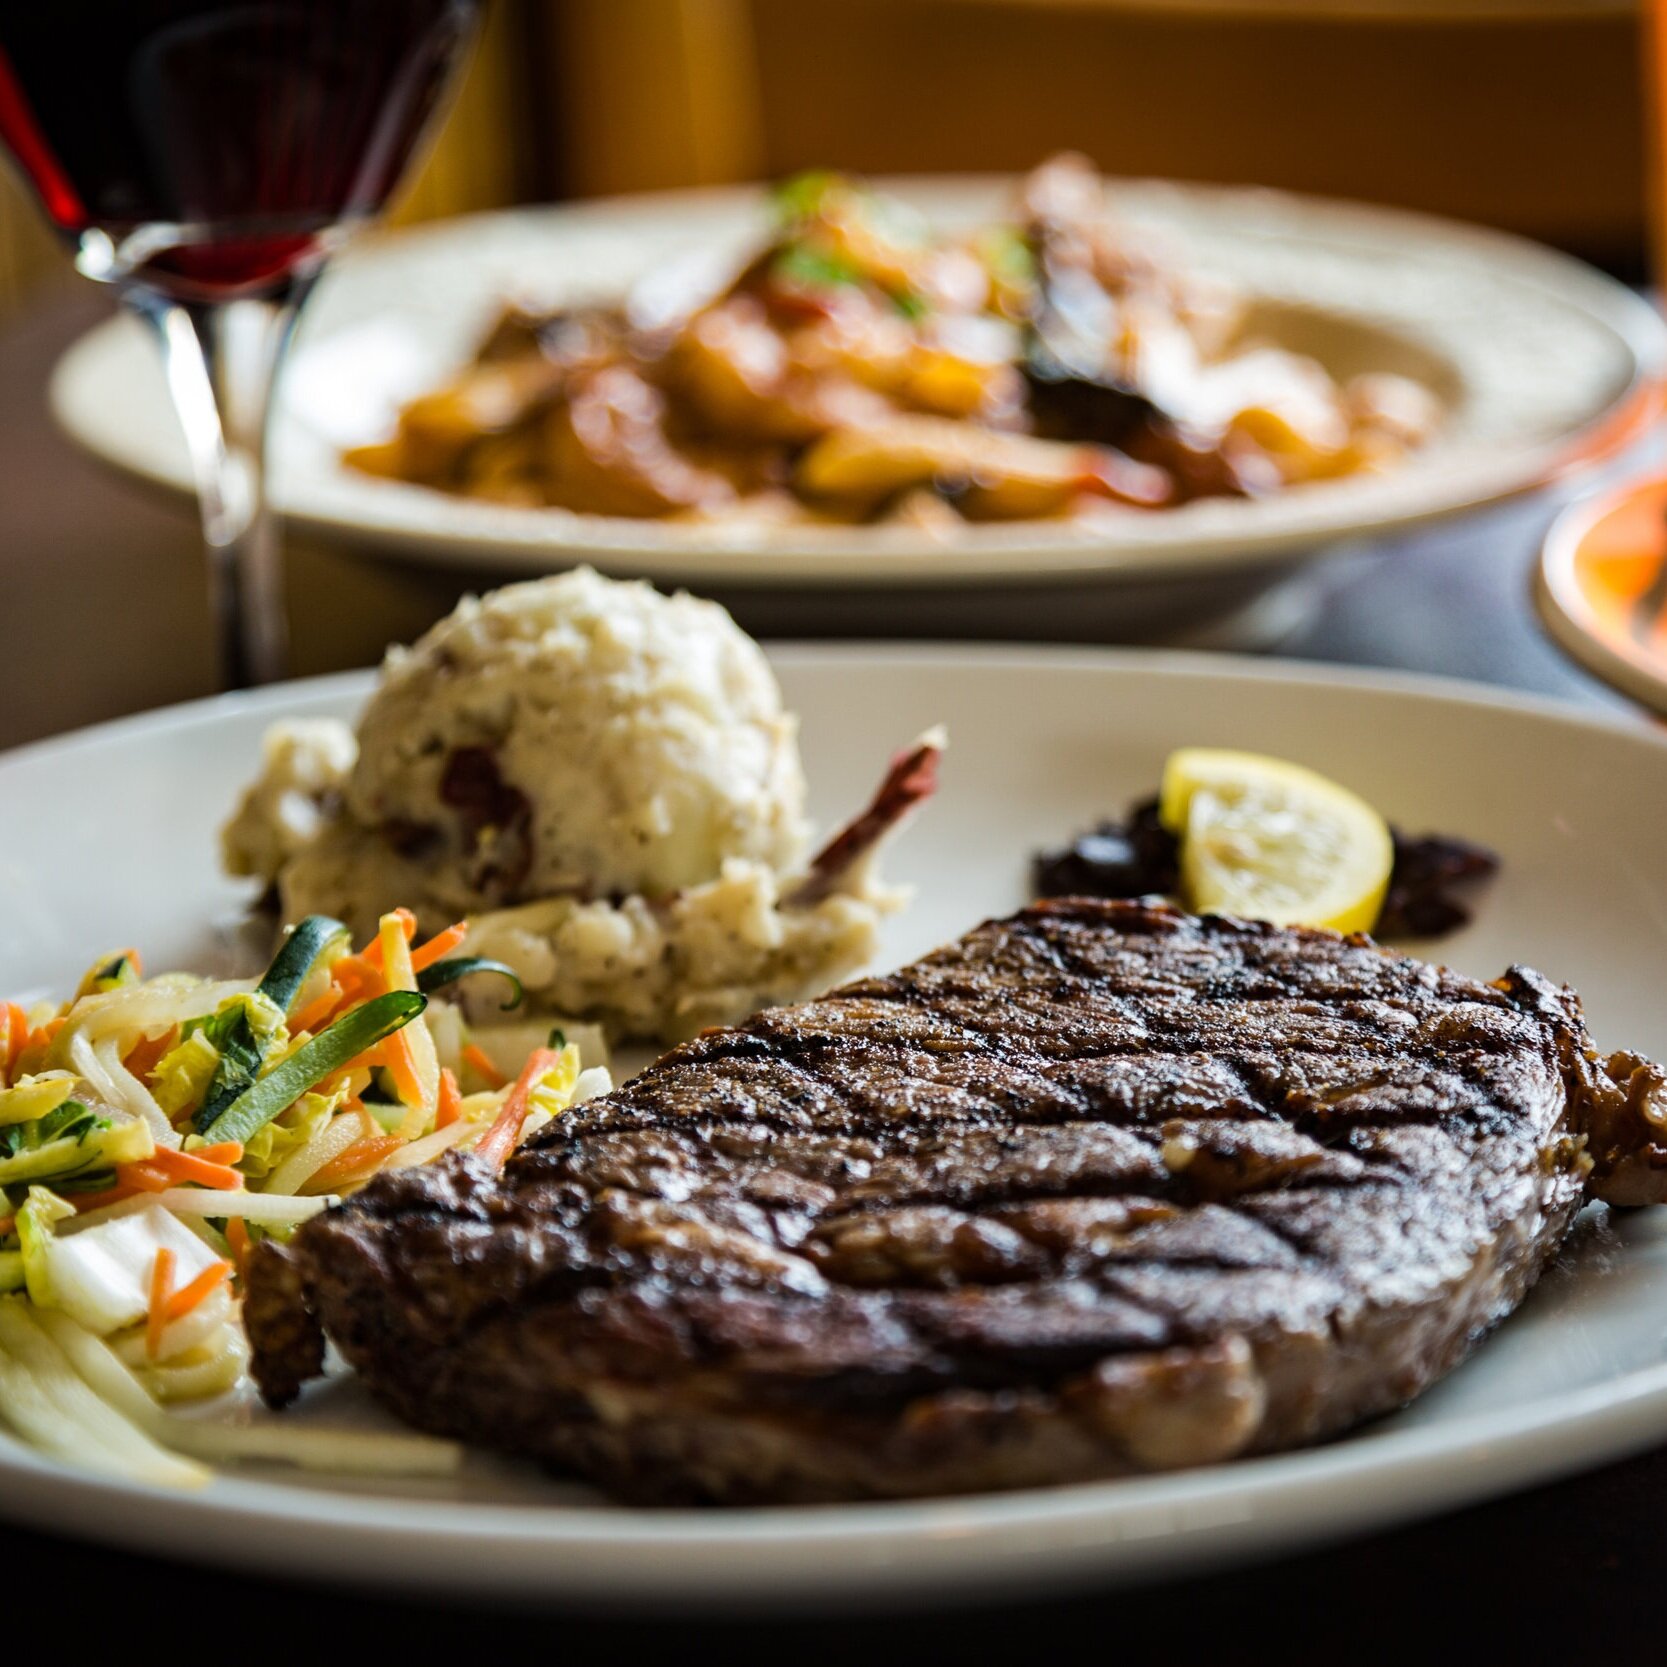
[224,569,921,1041]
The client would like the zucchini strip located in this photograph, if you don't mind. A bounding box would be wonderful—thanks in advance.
[189,916,348,1135]
[416,957,524,1010]
[201,991,426,1148]
[257,916,350,1017]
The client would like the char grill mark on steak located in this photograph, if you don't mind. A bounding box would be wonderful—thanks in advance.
[245,899,1667,1503]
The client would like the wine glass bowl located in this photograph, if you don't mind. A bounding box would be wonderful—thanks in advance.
[0,0,483,683]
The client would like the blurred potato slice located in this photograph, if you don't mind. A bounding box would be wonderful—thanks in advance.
[669,298,890,445]
[543,366,736,518]
[403,357,564,446]
[797,416,1166,520]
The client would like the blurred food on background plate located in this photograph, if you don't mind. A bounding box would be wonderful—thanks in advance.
[346,155,1441,529]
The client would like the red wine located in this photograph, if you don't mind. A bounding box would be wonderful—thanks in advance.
[0,1,482,298]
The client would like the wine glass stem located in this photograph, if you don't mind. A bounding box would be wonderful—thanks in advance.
[124,282,312,689]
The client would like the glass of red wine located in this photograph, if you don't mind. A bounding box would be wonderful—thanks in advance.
[0,1,483,686]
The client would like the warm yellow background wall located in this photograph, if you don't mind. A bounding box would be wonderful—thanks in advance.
[0,0,1650,323]
[536,0,1643,268]
[744,0,1643,263]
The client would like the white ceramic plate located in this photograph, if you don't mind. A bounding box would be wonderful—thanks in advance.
[3,647,1667,1608]
[50,179,1665,591]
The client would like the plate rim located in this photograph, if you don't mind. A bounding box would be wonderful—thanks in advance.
[5,1354,1667,1607]
[3,641,1659,770]
[48,173,1667,589]
[1537,479,1667,720]
[3,643,1667,1603]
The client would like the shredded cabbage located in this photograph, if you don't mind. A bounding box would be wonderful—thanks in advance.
[0,1074,78,1127]
[514,1043,583,1144]
[38,1203,222,1335]
[92,1034,170,1139]
[16,1187,74,1308]
[150,1030,219,1120]
[190,989,287,1051]
[0,1298,207,1489]
[238,1083,345,1182]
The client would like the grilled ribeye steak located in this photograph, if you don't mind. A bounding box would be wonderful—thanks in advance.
[247,900,1667,1502]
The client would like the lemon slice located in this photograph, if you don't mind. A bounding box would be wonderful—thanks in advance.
[1159,748,1393,933]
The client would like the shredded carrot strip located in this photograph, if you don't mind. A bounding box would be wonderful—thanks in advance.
[147,1247,176,1360]
[74,1152,242,1212]
[23,1016,64,1055]
[436,1068,463,1130]
[0,1215,14,1240]
[358,909,417,972]
[292,983,347,1035]
[192,1141,244,1166]
[121,1024,179,1082]
[343,1040,389,1077]
[226,1218,252,1281]
[123,1148,243,1191]
[73,1152,241,1213]
[2,1003,26,1075]
[324,911,423,1010]
[409,922,467,974]
[382,1027,426,1111]
[309,1133,405,1193]
[476,1048,561,1171]
[112,1162,175,1195]
[462,1043,507,1091]
[328,936,396,1003]
[164,1260,230,1324]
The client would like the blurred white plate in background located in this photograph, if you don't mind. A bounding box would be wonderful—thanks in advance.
[49,177,1664,611]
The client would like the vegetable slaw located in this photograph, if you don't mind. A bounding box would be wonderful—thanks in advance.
[0,910,610,1486]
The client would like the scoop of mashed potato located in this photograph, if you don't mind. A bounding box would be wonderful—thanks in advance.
[223,569,934,1042]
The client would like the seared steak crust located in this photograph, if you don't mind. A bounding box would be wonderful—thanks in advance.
[247,900,1656,1502]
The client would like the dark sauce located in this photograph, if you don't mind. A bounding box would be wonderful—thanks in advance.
[1377,831,1500,939]
[1032,797,1178,900]
[1033,799,1498,942]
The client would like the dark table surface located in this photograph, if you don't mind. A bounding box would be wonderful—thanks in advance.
[3,293,1663,1657]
